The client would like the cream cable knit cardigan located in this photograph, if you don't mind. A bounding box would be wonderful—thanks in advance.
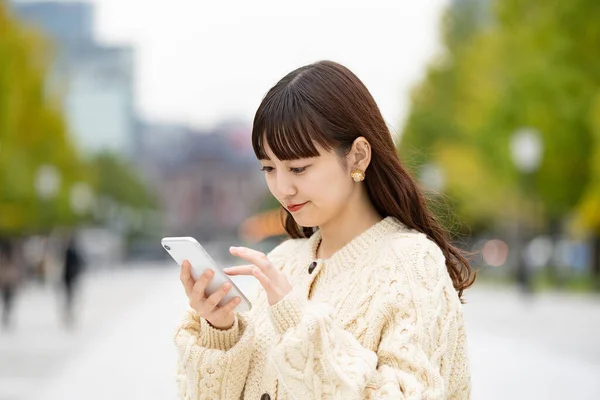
[174,217,471,399]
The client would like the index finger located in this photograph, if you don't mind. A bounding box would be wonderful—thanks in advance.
[229,247,272,271]
[223,265,255,276]
[180,260,195,296]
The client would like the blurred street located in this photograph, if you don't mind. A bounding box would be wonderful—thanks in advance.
[0,263,184,400]
[465,286,600,399]
[0,263,598,400]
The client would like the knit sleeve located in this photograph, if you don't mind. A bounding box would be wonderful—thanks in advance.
[267,236,469,399]
[174,310,254,400]
[172,237,301,400]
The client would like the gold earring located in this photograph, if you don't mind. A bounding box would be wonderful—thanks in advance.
[351,169,365,182]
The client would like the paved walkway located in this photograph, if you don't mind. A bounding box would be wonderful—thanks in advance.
[1,265,599,399]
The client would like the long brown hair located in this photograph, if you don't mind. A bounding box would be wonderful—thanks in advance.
[251,60,476,301]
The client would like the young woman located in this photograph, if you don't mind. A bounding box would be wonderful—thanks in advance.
[174,60,476,400]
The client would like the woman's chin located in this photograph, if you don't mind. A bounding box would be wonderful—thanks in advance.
[291,215,308,226]
[291,214,320,229]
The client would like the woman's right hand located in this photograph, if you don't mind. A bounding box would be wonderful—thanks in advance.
[180,260,241,330]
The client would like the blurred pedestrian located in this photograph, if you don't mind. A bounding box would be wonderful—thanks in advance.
[61,234,85,328]
[0,238,21,330]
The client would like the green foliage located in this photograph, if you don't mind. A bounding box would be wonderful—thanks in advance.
[0,2,89,234]
[0,3,157,235]
[89,152,156,209]
[399,0,600,234]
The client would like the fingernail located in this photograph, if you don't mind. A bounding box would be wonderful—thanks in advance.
[234,297,240,304]
[223,283,231,291]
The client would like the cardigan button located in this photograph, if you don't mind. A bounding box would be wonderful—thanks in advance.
[260,394,271,400]
[308,261,317,274]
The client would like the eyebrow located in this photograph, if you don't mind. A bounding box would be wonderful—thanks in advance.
[260,155,318,163]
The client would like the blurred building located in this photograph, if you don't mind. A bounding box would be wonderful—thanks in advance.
[139,122,266,242]
[10,1,137,158]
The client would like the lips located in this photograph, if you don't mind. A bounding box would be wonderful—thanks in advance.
[287,201,308,212]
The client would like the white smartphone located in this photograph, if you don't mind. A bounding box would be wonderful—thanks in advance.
[161,236,252,312]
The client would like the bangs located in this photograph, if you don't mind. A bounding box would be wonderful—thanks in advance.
[252,88,334,161]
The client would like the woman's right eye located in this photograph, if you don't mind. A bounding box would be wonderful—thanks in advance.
[260,166,274,173]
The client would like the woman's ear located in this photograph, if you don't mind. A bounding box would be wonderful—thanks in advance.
[348,137,372,171]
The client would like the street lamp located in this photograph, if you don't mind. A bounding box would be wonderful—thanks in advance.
[35,164,61,231]
[69,182,95,216]
[510,128,543,174]
[419,162,446,193]
[510,128,543,294]
[34,164,61,284]
[35,164,61,200]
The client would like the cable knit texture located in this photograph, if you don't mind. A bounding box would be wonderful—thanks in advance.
[174,216,471,399]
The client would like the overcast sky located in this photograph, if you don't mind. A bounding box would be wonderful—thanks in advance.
[90,0,449,134]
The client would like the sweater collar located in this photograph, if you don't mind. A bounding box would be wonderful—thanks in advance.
[306,216,410,269]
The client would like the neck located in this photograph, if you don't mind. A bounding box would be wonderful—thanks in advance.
[317,186,382,259]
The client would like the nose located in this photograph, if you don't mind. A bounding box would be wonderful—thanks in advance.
[273,170,297,199]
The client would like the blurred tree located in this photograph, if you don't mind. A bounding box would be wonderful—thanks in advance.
[0,3,158,238]
[89,152,156,210]
[574,92,600,287]
[400,0,600,284]
[400,0,512,233]
[88,152,162,252]
[496,0,599,221]
[496,0,600,284]
[0,2,91,235]
[400,0,600,230]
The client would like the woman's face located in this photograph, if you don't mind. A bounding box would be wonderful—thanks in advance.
[260,141,354,228]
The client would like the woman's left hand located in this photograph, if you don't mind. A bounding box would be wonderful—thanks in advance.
[224,246,292,305]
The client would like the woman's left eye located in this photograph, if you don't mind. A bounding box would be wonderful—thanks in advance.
[290,166,307,174]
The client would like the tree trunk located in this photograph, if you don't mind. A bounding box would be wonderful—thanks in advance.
[592,233,600,292]
[547,218,561,287]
